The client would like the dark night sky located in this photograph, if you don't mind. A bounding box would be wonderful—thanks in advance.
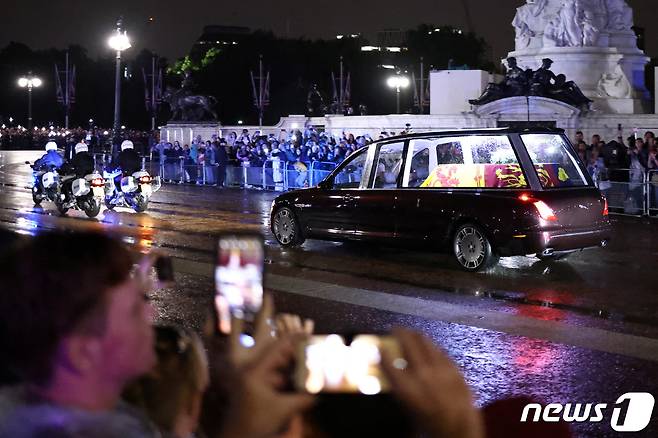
[1,0,656,62]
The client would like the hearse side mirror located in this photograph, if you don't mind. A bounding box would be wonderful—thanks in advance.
[318,177,334,190]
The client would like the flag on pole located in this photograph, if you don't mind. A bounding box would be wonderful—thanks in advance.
[69,66,76,104]
[250,71,259,107]
[55,64,76,106]
[424,74,430,108]
[55,64,64,104]
[263,71,270,106]
[155,68,163,104]
[344,72,351,106]
[142,68,151,111]
[331,72,338,105]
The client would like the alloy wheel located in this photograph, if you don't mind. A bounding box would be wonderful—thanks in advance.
[454,226,486,270]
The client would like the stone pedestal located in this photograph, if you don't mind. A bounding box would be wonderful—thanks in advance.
[430,70,501,114]
[161,122,223,144]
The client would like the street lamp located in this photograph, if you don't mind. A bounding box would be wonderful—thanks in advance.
[17,73,42,130]
[108,17,131,142]
[386,74,410,114]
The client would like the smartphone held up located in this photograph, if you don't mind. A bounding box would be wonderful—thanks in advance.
[214,233,265,335]
[295,334,404,395]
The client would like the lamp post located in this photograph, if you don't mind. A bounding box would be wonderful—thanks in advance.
[108,17,131,142]
[17,73,42,130]
[386,74,410,114]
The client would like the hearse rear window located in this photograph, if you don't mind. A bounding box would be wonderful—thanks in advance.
[405,135,528,189]
[521,134,588,188]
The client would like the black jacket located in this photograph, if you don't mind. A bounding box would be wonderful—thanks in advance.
[118,149,140,174]
[71,152,95,177]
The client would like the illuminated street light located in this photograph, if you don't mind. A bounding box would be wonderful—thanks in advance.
[386,75,410,114]
[17,73,42,130]
[108,17,131,143]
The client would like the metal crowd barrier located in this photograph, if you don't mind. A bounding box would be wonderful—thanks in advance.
[146,158,338,192]
[648,170,658,217]
[592,168,658,217]
[106,157,658,218]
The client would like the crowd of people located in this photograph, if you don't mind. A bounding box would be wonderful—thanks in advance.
[573,130,658,213]
[0,230,575,438]
[0,125,154,153]
[150,127,388,170]
[148,126,414,187]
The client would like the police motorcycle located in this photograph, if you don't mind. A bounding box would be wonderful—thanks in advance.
[26,141,63,205]
[103,140,161,213]
[54,143,105,218]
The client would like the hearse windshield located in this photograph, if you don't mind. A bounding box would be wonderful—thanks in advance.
[521,134,589,188]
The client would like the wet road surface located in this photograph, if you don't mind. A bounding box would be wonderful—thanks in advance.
[2,151,657,437]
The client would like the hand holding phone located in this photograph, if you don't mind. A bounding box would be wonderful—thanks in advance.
[214,233,264,335]
[381,329,484,438]
[294,335,403,394]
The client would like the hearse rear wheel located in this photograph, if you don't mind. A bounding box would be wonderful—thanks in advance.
[452,224,498,272]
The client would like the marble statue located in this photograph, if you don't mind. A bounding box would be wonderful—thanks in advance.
[606,0,633,31]
[513,0,635,49]
[512,0,549,48]
[597,66,632,98]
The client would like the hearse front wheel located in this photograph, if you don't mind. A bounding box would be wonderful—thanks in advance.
[452,224,498,272]
[272,207,305,247]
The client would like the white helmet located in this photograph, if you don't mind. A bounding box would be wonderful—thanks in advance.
[45,141,57,152]
[120,140,134,151]
[74,143,88,154]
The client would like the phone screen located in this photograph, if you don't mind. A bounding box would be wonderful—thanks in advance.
[214,234,264,334]
[295,335,403,394]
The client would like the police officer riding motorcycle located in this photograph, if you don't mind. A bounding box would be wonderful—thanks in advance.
[28,141,64,205]
[104,140,161,213]
[54,142,105,218]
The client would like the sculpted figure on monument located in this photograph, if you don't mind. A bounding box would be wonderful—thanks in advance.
[530,58,592,106]
[597,66,632,98]
[469,57,532,105]
[606,0,633,31]
[512,0,549,48]
[543,0,583,47]
[470,58,591,108]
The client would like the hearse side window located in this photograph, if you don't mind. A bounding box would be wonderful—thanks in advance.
[333,148,368,189]
[521,134,588,188]
[404,135,528,189]
[407,148,430,188]
[372,142,405,189]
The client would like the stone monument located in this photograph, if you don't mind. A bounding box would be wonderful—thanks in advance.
[509,0,649,114]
